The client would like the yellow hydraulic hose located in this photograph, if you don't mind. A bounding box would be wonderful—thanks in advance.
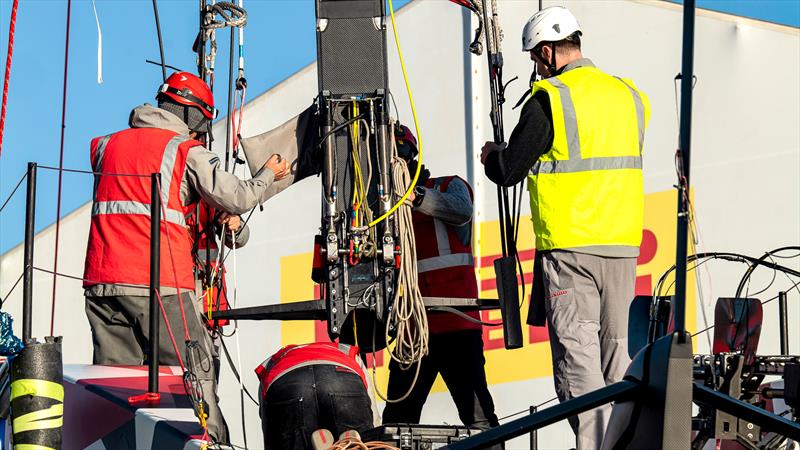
[368,0,423,228]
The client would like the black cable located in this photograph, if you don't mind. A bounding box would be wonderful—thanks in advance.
[0,271,24,308]
[736,247,800,298]
[218,335,259,405]
[496,396,558,422]
[145,59,182,72]
[151,0,167,82]
[0,171,26,214]
[691,278,800,338]
[655,252,800,300]
[36,164,149,178]
[319,113,367,146]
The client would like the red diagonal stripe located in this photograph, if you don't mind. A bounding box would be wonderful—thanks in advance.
[479,249,536,268]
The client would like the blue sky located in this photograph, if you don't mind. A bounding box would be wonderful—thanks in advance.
[0,0,797,254]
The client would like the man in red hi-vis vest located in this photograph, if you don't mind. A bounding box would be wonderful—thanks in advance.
[255,342,380,449]
[83,72,289,442]
[382,125,499,432]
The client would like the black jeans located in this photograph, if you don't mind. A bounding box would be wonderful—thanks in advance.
[383,329,499,429]
[260,365,374,450]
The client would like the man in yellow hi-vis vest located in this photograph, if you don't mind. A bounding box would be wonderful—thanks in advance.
[480,6,650,450]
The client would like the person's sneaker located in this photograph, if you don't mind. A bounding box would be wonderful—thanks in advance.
[311,429,334,450]
[339,430,361,441]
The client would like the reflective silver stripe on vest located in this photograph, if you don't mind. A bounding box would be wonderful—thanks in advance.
[532,155,642,174]
[614,77,646,154]
[92,200,186,226]
[548,78,581,161]
[433,218,451,256]
[533,78,644,175]
[159,135,190,202]
[92,134,112,172]
[417,253,474,273]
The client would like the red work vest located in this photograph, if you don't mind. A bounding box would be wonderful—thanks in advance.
[255,342,367,398]
[411,176,481,334]
[83,128,201,291]
[186,202,230,326]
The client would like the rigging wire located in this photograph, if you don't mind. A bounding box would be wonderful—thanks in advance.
[0,170,26,214]
[0,0,19,157]
[50,0,72,337]
[151,0,167,82]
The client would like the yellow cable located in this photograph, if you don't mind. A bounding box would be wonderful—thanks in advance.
[369,0,422,228]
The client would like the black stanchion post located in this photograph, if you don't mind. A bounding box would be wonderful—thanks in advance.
[778,291,788,355]
[149,173,161,394]
[529,405,538,450]
[673,0,696,340]
[22,162,37,342]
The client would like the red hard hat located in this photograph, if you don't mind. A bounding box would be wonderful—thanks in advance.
[157,72,217,119]
[394,124,418,157]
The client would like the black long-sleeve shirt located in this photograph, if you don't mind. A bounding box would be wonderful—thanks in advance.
[484,91,554,187]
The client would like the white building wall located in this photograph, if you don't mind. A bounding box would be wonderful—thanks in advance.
[1,1,798,448]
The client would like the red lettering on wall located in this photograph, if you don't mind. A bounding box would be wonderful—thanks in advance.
[481,310,507,350]
[635,229,657,296]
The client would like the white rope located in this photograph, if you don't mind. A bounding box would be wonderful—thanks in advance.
[90,0,103,84]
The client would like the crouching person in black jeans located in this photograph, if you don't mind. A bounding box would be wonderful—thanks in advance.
[255,342,380,449]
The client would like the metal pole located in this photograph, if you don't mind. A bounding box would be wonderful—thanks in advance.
[778,291,788,355]
[148,173,161,394]
[529,405,538,450]
[673,0,695,340]
[22,162,37,342]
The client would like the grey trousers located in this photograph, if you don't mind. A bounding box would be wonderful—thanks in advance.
[540,251,636,450]
[85,293,228,443]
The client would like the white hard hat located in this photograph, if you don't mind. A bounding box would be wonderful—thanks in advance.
[521,6,582,52]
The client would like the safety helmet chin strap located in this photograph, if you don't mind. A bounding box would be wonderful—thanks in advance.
[549,42,558,74]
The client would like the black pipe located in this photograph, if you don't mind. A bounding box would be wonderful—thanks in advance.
[693,383,800,440]
[673,0,695,340]
[148,173,161,394]
[529,405,537,450]
[444,381,639,449]
[151,0,167,82]
[778,291,788,355]
[22,162,37,343]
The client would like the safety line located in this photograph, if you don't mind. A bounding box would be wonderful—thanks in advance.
[0,0,19,157]
[50,0,72,337]
[0,271,24,308]
[36,164,149,178]
[0,170,26,214]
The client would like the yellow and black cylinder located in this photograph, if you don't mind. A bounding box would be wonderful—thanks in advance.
[10,336,63,450]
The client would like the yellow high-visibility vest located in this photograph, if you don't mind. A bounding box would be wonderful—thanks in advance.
[527,65,651,251]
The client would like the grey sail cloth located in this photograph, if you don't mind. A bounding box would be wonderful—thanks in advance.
[239,105,320,198]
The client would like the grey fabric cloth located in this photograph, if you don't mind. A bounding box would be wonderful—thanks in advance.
[239,105,319,184]
[86,104,276,298]
[84,292,228,443]
[540,250,635,450]
[157,98,208,132]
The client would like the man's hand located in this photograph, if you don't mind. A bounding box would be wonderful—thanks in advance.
[480,141,506,164]
[265,154,290,181]
[218,213,242,232]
